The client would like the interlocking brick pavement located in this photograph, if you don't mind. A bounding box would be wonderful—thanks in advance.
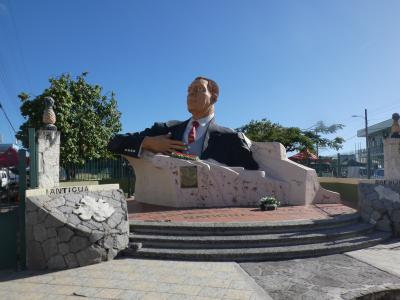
[128,200,356,223]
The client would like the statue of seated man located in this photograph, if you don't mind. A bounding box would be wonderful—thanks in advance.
[107,76,259,170]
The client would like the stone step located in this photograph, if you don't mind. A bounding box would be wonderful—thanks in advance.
[129,222,374,249]
[129,212,360,236]
[125,231,391,261]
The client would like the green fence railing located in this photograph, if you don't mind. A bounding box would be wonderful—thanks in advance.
[60,157,135,196]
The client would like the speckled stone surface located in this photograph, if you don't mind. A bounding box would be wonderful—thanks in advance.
[37,130,60,188]
[240,253,400,300]
[26,187,129,270]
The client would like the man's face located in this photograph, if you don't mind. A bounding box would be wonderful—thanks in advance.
[187,79,213,116]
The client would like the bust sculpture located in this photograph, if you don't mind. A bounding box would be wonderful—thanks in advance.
[42,96,57,131]
[391,113,400,138]
[108,77,340,208]
[108,77,258,170]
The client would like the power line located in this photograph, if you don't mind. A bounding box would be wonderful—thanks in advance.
[0,100,17,134]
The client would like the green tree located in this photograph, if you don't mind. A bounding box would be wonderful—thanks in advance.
[16,72,122,166]
[302,121,345,155]
[236,119,314,152]
[237,119,345,153]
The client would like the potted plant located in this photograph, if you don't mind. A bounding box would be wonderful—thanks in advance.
[259,196,280,211]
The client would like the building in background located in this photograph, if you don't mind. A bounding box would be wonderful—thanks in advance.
[356,118,392,170]
[0,144,19,168]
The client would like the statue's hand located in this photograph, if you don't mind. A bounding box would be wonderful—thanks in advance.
[142,134,187,154]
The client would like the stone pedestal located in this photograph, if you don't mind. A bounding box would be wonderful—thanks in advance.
[38,130,60,188]
[384,139,400,180]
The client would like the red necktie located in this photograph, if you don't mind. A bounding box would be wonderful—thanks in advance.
[188,121,200,144]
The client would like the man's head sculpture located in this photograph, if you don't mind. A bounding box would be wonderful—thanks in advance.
[187,77,219,119]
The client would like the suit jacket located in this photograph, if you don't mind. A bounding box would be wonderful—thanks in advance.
[107,118,259,170]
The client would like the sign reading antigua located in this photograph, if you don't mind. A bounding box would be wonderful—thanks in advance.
[46,185,89,195]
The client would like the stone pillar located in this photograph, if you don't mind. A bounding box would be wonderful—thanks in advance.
[37,130,60,188]
[384,139,400,180]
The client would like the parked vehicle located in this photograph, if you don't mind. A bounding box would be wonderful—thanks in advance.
[346,166,367,178]
[373,168,384,179]
[0,170,9,189]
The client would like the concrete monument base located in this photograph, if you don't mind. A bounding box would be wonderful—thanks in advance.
[125,141,340,208]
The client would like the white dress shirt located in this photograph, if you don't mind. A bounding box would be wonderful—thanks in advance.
[138,113,215,157]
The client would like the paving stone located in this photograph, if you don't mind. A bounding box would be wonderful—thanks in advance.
[68,214,81,226]
[44,213,64,228]
[42,237,58,260]
[107,248,118,260]
[27,210,38,224]
[27,241,46,270]
[103,235,115,249]
[64,253,79,268]
[47,227,57,238]
[59,206,73,214]
[70,236,90,253]
[76,224,92,236]
[44,197,65,210]
[376,215,392,232]
[90,231,104,243]
[48,255,66,270]
[33,223,48,242]
[37,208,48,223]
[58,226,74,242]
[392,210,400,223]
[115,233,128,249]
[370,211,382,223]
[59,243,69,255]
[76,245,104,267]
[65,193,83,203]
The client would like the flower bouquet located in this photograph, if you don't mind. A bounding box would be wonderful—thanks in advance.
[170,152,199,161]
[259,196,280,211]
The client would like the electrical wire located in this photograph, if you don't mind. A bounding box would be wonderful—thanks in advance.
[0,100,17,134]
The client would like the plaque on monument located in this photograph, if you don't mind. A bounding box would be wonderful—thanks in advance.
[180,166,198,188]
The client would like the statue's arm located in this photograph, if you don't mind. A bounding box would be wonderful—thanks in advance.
[107,122,169,157]
[230,133,259,170]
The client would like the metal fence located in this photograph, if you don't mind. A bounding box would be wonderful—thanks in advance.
[60,156,135,196]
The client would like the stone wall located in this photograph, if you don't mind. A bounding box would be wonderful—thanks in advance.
[26,184,129,270]
[358,182,400,235]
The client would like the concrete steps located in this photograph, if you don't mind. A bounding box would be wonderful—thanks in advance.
[126,213,391,261]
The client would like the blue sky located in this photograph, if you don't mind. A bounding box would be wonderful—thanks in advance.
[0,0,399,155]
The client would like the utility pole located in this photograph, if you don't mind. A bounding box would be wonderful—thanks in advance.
[365,108,371,179]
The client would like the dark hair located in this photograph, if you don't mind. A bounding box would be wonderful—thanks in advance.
[195,76,219,103]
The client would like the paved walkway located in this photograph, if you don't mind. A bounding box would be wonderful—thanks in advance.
[240,239,400,300]
[1,240,399,299]
[0,258,270,300]
[2,239,400,300]
[128,200,355,223]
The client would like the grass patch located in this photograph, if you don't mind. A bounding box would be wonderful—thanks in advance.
[320,182,358,208]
